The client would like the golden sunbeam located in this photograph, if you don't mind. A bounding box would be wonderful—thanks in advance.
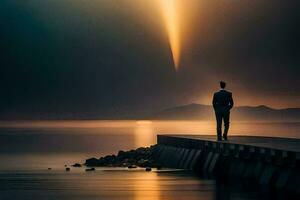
[160,0,181,70]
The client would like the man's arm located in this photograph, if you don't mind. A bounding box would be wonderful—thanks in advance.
[229,93,234,109]
[212,93,217,110]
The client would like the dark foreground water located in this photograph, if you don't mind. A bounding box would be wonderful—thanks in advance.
[0,120,299,200]
[0,169,259,200]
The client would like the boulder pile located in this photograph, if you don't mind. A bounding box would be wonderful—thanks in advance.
[85,145,161,168]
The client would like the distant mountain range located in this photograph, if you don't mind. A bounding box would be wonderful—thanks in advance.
[0,104,299,121]
[150,104,300,121]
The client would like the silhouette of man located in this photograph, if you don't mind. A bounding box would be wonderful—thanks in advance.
[212,81,234,141]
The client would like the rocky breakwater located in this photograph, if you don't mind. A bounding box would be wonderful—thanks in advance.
[85,145,162,169]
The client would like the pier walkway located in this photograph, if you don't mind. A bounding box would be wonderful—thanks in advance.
[159,135,300,153]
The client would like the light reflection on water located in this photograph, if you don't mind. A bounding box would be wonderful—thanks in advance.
[134,121,156,147]
[133,171,160,200]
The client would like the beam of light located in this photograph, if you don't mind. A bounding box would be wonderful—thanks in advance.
[160,0,181,71]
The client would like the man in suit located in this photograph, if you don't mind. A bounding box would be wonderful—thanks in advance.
[212,81,234,141]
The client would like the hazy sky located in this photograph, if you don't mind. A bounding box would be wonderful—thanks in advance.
[0,0,299,118]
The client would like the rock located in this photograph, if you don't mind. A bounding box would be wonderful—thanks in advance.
[65,167,70,171]
[97,157,106,165]
[137,159,151,167]
[103,155,117,164]
[85,167,96,171]
[72,163,82,167]
[118,150,126,158]
[82,144,160,168]
[128,165,137,169]
[145,167,152,172]
[86,157,99,166]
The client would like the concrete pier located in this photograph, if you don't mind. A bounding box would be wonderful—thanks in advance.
[156,135,300,195]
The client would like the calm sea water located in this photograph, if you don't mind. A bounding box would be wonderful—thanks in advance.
[0,120,299,200]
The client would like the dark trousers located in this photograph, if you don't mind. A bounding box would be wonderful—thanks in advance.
[215,111,230,140]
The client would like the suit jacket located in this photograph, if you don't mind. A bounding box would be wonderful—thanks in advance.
[212,90,234,113]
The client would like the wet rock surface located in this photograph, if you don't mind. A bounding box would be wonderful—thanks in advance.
[72,163,82,167]
[85,145,161,168]
[85,167,96,171]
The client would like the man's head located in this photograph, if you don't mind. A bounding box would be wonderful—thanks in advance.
[220,81,226,89]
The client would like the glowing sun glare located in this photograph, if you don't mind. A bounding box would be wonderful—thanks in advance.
[160,0,181,70]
